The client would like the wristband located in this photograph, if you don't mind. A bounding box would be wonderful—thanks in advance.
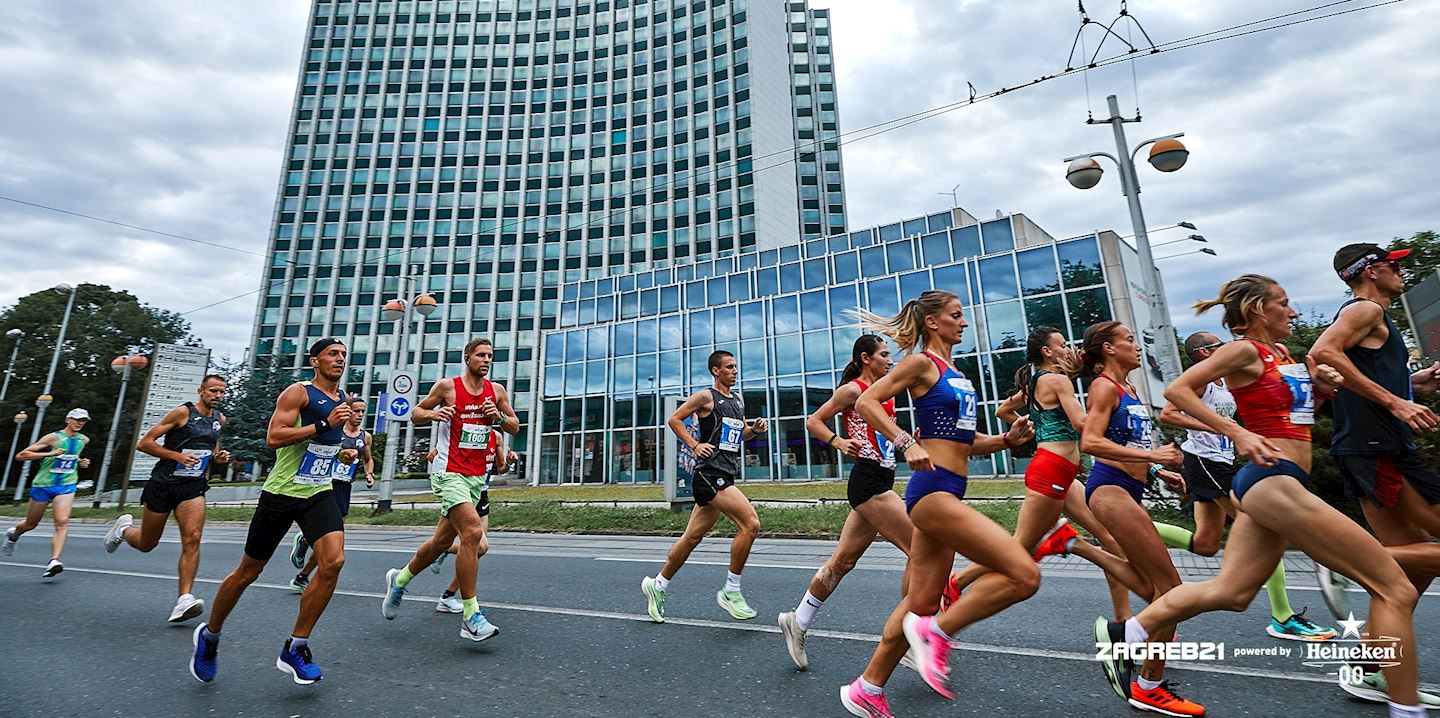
[314,418,331,434]
[1147,465,1161,480]
[827,434,838,448]
[1001,432,1015,449]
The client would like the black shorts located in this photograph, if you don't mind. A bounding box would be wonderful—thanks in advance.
[140,477,209,514]
[691,468,737,507]
[1335,452,1440,508]
[847,458,897,509]
[1182,452,1237,504]
[243,490,344,561]
[476,490,491,518]
[331,479,353,517]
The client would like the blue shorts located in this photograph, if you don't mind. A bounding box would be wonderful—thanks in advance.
[1232,459,1311,503]
[904,466,968,513]
[1085,461,1145,505]
[30,483,78,503]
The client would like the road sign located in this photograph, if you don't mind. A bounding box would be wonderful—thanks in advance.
[125,343,212,487]
[387,371,417,422]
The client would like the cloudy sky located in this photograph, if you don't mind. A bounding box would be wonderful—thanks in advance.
[1,0,1436,361]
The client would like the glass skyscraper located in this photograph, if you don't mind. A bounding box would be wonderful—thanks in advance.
[248,0,849,466]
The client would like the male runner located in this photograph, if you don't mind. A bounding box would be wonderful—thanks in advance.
[103,374,230,622]
[188,339,352,685]
[434,443,516,614]
[381,337,518,642]
[290,397,372,592]
[641,350,768,623]
[3,408,91,578]
[1157,332,1336,641]
[1311,243,1440,704]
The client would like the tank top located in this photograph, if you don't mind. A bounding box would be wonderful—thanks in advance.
[1180,382,1236,463]
[265,382,350,499]
[333,428,368,483]
[431,377,499,477]
[1029,370,1079,443]
[696,388,746,478]
[33,432,87,488]
[1229,339,1312,442]
[1331,298,1415,454]
[1096,374,1154,452]
[151,402,225,483]
[912,351,978,444]
[842,379,896,468]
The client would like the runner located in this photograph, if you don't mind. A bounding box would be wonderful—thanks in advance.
[1309,243,1440,704]
[187,338,352,685]
[839,290,1036,717]
[103,375,230,623]
[380,337,518,642]
[290,397,372,593]
[1076,320,1201,716]
[778,334,914,670]
[1095,275,1427,718]
[941,326,1151,623]
[640,349,769,623]
[2,408,92,578]
[1157,332,1336,641]
[435,444,516,615]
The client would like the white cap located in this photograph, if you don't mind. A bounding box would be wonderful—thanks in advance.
[66,408,90,420]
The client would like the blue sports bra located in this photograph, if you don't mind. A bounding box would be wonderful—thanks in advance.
[912,351,978,445]
[1097,374,1153,451]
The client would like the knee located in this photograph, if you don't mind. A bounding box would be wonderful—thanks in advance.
[317,551,346,577]
[737,514,761,537]
[459,525,483,546]
[235,563,264,585]
[52,516,69,531]
[1377,578,1420,613]
[678,532,705,551]
[179,533,202,552]
[830,554,859,577]
[1008,563,1042,601]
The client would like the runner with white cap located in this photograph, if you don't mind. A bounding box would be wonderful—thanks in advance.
[2,407,92,578]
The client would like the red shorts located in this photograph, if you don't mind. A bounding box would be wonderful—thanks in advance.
[1374,456,1405,508]
[1025,448,1081,500]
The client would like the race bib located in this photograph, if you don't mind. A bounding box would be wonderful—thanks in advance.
[1215,402,1236,456]
[1125,405,1154,451]
[718,417,744,453]
[458,423,492,451]
[1277,364,1315,425]
[296,443,340,485]
[333,459,355,482]
[874,432,896,469]
[51,453,79,474]
[949,377,978,431]
[172,449,212,479]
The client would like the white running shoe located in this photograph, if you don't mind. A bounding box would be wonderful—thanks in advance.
[170,594,205,623]
[42,559,64,579]
[104,514,134,553]
[778,611,809,670]
[436,596,464,614]
[381,568,407,619]
[1316,564,1352,622]
[2,527,16,556]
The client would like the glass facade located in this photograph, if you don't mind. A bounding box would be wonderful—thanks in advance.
[248,0,848,463]
[537,208,1144,485]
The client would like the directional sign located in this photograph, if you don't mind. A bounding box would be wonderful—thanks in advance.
[387,371,417,422]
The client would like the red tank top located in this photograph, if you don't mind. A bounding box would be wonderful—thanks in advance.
[432,377,498,476]
[1229,340,1313,442]
[842,379,897,468]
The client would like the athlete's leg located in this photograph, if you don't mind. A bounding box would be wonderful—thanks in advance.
[1089,486,1181,684]
[403,517,460,576]
[293,531,345,638]
[11,498,49,538]
[805,510,877,602]
[859,551,921,687]
[658,503,721,580]
[855,491,913,555]
[48,492,74,559]
[1190,500,1227,557]
[1362,500,1436,593]
[300,554,318,578]
[912,494,1040,633]
[126,507,171,552]
[708,485,760,575]
[174,496,206,597]
[1060,483,1151,600]
[207,554,267,633]
[443,502,485,601]
[947,490,1060,592]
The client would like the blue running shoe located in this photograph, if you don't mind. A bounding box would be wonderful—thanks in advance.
[190,623,218,683]
[1266,610,1337,641]
[460,610,500,642]
[276,640,323,685]
[381,568,407,620]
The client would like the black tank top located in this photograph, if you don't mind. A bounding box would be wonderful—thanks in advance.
[1331,298,1415,454]
[696,388,745,479]
[151,402,224,483]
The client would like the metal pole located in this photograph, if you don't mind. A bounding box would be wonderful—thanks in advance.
[0,418,26,495]
[376,274,411,514]
[93,360,132,508]
[0,333,22,402]
[403,312,423,455]
[14,287,77,501]
[1103,94,1180,383]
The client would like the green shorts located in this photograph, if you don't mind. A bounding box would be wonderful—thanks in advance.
[431,472,488,515]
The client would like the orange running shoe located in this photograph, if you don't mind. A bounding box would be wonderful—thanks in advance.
[1032,519,1079,561]
[1128,680,1206,716]
[939,571,963,611]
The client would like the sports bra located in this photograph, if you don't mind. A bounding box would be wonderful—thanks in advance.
[1229,339,1313,442]
[1096,374,1154,451]
[1029,370,1080,443]
[911,351,977,445]
[842,379,897,468]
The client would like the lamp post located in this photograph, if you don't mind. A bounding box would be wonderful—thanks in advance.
[93,353,148,508]
[0,411,27,497]
[13,284,77,502]
[376,269,439,514]
[1151,234,1206,249]
[403,293,439,456]
[1157,247,1218,261]
[1063,94,1189,383]
[0,328,23,402]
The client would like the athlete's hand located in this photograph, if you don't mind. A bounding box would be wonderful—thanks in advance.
[215,449,231,464]
[1234,430,1283,467]
[430,405,457,423]
[901,442,933,472]
[78,457,91,469]
[326,402,353,427]
[365,473,375,488]
[176,452,202,468]
[1156,468,1186,494]
[838,437,865,458]
[481,399,502,421]
[1387,398,1440,432]
[1307,356,1344,395]
[692,442,717,459]
[751,418,769,434]
[1147,443,1182,466]
[1413,361,1440,393]
[1005,415,1035,447]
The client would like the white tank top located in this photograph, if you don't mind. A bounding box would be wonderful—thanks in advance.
[1181,381,1236,463]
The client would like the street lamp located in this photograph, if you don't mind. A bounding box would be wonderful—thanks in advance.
[1151,234,1207,249]
[0,328,23,402]
[1157,247,1218,261]
[93,353,148,508]
[375,269,440,514]
[13,284,78,502]
[1062,94,1188,383]
[0,411,27,496]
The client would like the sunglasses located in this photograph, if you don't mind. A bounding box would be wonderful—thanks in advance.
[1197,341,1226,352]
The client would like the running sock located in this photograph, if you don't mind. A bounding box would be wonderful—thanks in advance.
[654,574,671,591]
[442,590,457,599]
[1389,703,1426,718]
[462,597,479,620]
[1124,616,1150,644]
[858,677,884,696]
[1264,559,1294,622]
[725,571,742,592]
[201,627,220,643]
[395,566,415,588]
[289,636,308,650]
[1151,522,1195,553]
[795,591,824,631]
[1136,675,1162,691]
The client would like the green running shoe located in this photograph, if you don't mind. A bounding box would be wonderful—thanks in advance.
[641,576,667,623]
[1340,669,1440,708]
[717,589,757,620]
[1266,610,1337,641]
[289,573,309,594]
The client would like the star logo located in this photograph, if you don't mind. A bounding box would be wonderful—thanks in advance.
[1338,612,1366,639]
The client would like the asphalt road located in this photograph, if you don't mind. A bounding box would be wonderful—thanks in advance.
[1,521,1434,717]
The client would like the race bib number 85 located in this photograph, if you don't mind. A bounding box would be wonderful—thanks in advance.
[297,444,340,485]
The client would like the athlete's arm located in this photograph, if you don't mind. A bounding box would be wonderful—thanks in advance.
[971,414,1034,457]
[1311,301,1439,431]
[742,416,768,439]
[267,383,349,449]
[1081,380,1180,465]
[857,355,932,471]
[1163,343,1283,467]
[1158,382,1212,433]
[806,383,865,458]
[488,383,521,435]
[667,390,715,457]
[995,391,1024,424]
[214,412,231,464]
[1051,375,1089,433]
[362,431,375,486]
[137,405,196,465]
[16,432,61,461]
[409,381,454,425]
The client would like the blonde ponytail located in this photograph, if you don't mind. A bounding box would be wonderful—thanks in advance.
[1193,274,1279,332]
[848,289,959,354]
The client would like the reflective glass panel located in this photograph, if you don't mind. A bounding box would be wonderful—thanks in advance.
[866,277,899,317]
[780,262,802,294]
[1066,287,1111,334]
[860,246,886,278]
[773,295,800,334]
[1058,237,1105,288]
[832,250,859,283]
[1024,295,1067,336]
[756,266,779,296]
[774,333,802,375]
[1016,247,1060,295]
[800,290,827,331]
[689,309,712,345]
[981,218,1015,253]
[921,231,950,265]
[986,300,1025,351]
[828,285,857,325]
[886,240,915,273]
[803,258,827,290]
[740,301,765,339]
[951,225,981,260]
[803,330,832,373]
[979,255,1019,301]
[659,315,683,351]
[713,305,739,344]
[636,318,659,353]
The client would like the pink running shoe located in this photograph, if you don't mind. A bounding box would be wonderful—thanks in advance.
[841,678,895,718]
[901,613,954,699]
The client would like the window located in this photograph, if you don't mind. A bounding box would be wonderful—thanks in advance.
[865,277,899,318]
[951,225,980,260]
[1066,287,1111,335]
[739,301,765,339]
[985,301,1025,351]
[981,218,1015,253]
[1058,237,1105,288]
[800,290,827,331]
[1024,295,1067,336]
[921,231,950,265]
[978,256,1019,301]
[885,240,915,273]
[1016,247,1060,295]
[773,294,800,334]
